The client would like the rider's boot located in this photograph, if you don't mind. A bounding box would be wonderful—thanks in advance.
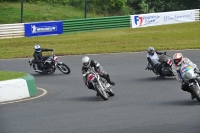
[102,73,115,86]
[191,93,195,100]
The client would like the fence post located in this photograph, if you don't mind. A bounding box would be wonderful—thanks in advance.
[84,0,87,18]
[20,0,23,23]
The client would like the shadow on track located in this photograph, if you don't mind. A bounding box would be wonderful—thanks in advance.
[67,96,107,102]
[153,99,200,106]
[134,76,175,82]
[29,73,70,77]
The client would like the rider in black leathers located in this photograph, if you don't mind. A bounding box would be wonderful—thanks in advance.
[81,56,115,90]
[32,45,53,72]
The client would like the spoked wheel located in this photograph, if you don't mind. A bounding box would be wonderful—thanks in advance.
[95,84,108,101]
[57,63,70,74]
[190,84,200,102]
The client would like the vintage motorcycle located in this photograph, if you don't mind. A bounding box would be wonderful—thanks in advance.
[145,52,174,77]
[86,67,114,100]
[179,64,200,102]
[29,51,70,74]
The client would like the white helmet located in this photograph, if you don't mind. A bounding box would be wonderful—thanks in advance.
[147,47,155,55]
[173,53,183,66]
[34,44,41,52]
[82,56,90,68]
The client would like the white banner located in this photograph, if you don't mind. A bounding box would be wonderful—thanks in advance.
[131,10,196,28]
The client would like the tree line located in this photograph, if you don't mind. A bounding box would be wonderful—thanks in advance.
[1,0,200,15]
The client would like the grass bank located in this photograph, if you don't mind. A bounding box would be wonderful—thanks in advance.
[0,2,102,24]
[0,71,27,81]
[0,21,200,59]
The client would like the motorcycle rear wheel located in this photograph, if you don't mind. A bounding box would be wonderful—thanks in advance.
[190,84,200,102]
[57,63,70,74]
[95,84,108,100]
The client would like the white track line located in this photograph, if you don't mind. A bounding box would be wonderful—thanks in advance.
[0,87,47,105]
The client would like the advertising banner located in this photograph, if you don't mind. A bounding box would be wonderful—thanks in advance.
[163,10,195,25]
[24,21,63,37]
[131,10,195,28]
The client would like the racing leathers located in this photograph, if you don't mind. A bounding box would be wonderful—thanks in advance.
[172,57,198,94]
[147,51,165,76]
[32,48,53,71]
[82,60,115,90]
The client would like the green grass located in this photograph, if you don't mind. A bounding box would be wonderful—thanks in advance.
[0,71,27,81]
[0,2,103,24]
[0,21,200,59]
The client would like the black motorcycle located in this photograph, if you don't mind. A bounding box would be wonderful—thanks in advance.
[29,51,70,74]
[145,53,174,77]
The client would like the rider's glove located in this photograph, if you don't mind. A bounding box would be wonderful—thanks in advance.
[98,70,103,75]
[194,68,199,72]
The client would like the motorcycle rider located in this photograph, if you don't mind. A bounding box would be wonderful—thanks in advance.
[81,56,115,91]
[172,53,199,100]
[32,44,54,73]
[147,46,166,77]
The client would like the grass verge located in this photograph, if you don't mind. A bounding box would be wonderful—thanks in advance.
[0,21,200,59]
[0,71,27,81]
[0,2,103,24]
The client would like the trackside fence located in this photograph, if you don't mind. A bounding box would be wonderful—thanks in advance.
[62,15,130,33]
[196,9,200,21]
[0,9,199,39]
[0,23,24,39]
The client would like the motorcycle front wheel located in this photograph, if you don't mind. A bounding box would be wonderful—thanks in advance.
[57,63,70,74]
[190,84,200,102]
[95,83,108,101]
[108,88,115,96]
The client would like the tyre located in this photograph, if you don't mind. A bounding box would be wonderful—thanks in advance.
[95,83,108,100]
[190,84,200,102]
[57,63,70,74]
[108,88,115,96]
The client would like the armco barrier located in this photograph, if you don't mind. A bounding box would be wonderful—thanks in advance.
[0,23,24,39]
[196,9,200,21]
[63,15,130,33]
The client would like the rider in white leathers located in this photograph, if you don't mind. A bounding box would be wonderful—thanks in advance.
[171,53,199,99]
[147,47,166,77]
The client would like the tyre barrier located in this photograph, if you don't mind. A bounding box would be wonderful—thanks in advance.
[0,74,37,102]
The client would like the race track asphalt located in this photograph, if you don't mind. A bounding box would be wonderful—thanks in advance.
[0,50,200,133]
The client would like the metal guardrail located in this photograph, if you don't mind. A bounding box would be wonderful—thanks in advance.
[195,9,200,21]
[0,23,24,39]
[63,15,130,33]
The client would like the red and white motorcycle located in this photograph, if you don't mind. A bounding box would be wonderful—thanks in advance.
[86,67,114,100]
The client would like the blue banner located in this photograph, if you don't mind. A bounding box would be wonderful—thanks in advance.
[24,21,63,37]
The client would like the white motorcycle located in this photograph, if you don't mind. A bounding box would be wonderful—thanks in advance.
[180,64,200,102]
[86,67,114,100]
